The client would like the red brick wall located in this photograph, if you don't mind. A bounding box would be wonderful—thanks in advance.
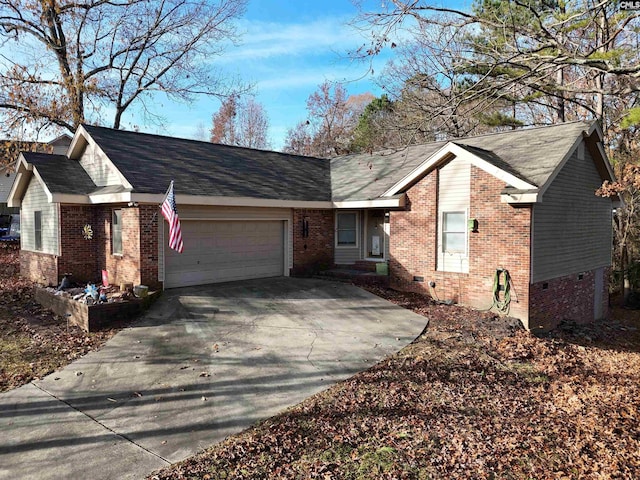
[529,267,610,332]
[58,205,98,283]
[55,204,160,289]
[20,250,58,286]
[97,205,148,288]
[292,209,335,275]
[139,205,160,288]
[22,203,158,288]
[389,165,532,326]
[389,168,438,289]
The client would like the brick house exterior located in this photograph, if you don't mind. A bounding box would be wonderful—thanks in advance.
[389,166,532,324]
[8,121,616,331]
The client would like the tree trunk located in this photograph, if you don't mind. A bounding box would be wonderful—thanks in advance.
[622,243,630,306]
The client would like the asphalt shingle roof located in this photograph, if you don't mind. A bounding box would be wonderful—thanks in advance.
[25,153,96,195]
[82,125,332,201]
[20,121,596,204]
[331,121,593,201]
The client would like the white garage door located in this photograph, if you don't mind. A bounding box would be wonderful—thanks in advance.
[164,220,285,288]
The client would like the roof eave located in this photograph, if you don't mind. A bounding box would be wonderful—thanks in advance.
[333,194,406,209]
[500,190,539,204]
[382,142,536,197]
[7,154,34,207]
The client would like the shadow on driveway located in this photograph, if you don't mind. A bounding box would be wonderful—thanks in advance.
[0,277,428,480]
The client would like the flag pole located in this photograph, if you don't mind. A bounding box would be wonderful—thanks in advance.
[160,180,173,290]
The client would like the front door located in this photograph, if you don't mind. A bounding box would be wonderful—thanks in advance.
[366,210,385,259]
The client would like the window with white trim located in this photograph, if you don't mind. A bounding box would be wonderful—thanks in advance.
[442,211,466,254]
[34,211,42,251]
[112,209,123,255]
[336,212,357,247]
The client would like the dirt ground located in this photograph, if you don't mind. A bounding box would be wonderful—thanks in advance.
[149,284,640,479]
[0,243,124,391]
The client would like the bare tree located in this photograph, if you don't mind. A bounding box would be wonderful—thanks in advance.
[211,95,238,146]
[237,98,270,149]
[352,0,640,138]
[283,121,314,156]
[210,95,270,149]
[285,81,373,157]
[0,0,247,134]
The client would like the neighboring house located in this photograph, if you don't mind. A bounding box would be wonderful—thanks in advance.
[8,122,615,331]
[0,165,18,215]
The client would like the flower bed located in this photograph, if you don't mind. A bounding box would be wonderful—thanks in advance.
[35,287,160,332]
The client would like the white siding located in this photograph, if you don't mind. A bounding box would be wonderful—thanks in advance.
[78,142,122,187]
[334,211,362,265]
[532,143,613,282]
[21,177,58,254]
[158,205,293,282]
[437,158,470,273]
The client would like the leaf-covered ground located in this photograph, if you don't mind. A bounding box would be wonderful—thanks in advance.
[0,243,122,391]
[150,286,640,479]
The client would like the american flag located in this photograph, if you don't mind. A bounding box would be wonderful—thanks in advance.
[161,180,184,253]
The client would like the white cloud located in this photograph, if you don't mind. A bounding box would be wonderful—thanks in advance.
[220,16,366,63]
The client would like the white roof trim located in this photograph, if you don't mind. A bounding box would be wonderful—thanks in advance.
[31,166,55,203]
[6,171,23,207]
[69,125,133,191]
[333,196,405,209]
[500,192,539,204]
[382,142,536,197]
[81,192,335,209]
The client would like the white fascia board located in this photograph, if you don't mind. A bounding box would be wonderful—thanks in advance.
[333,197,405,209]
[70,125,134,191]
[67,125,89,159]
[88,192,132,204]
[31,166,54,203]
[383,142,536,197]
[7,154,34,207]
[7,172,23,207]
[52,193,92,204]
[87,192,335,209]
[500,192,539,204]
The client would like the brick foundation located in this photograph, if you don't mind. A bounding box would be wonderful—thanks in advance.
[529,267,610,332]
[292,209,335,275]
[20,250,58,286]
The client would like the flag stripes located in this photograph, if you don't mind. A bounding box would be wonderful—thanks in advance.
[161,180,184,253]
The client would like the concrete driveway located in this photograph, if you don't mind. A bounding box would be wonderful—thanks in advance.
[0,278,428,480]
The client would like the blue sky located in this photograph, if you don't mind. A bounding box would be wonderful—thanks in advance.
[126,0,393,150]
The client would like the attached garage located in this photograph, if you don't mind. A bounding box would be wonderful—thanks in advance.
[163,218,287,289]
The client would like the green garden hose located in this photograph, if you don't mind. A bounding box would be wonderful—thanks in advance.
[492,269,511,314]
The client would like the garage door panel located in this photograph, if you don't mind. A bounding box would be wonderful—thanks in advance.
[164,220,284,288]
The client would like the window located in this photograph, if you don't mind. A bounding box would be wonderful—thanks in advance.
[337,212,357,246]
[34,211,42,251]
[442,211,466,253]
[112,209,122,255]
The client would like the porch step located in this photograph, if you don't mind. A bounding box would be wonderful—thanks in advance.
[343,260,382,272]
[315,267,390,287]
